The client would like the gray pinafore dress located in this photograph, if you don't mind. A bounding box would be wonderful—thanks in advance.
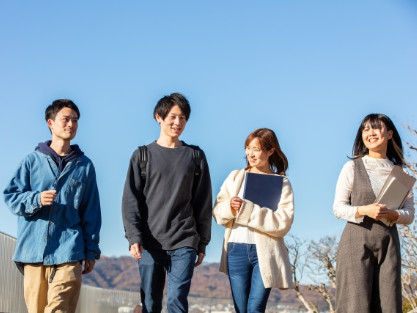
[335,158,402,313]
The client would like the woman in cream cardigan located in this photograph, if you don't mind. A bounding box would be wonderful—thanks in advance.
[213,128,294,313]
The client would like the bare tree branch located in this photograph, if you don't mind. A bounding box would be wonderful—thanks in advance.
[288,235,319,313]
[400,124,417,310]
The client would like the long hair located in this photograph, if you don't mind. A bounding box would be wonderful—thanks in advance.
[244,128,288,174]
[352,113,404,165]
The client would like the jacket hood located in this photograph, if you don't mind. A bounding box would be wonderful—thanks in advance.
[35,141,84,174]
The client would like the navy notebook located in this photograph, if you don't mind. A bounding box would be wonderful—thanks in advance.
[243,172,284,211]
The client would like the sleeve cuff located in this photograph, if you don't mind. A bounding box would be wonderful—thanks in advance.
[352,206,364,223]
[235,200,254,226]
[353,216,365,224]
[198,243,207,254]
[395,210,412,225]
[85,251,100,261]
[36,193,42,208]
[128,236,143,249]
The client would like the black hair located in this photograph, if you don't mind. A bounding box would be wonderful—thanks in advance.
[352,113,404,165]
[153,93,191,121]
[45,99,80,122]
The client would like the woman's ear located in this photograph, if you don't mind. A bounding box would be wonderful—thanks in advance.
[388,130,393,140]
[267,148,275,157]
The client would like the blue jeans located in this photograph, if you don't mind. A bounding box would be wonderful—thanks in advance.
[227,243,271,313]
[138,247,197,313]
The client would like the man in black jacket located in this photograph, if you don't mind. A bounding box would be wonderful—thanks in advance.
[122,93,212,313]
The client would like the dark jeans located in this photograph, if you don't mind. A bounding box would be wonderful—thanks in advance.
[227,243,271,313]
[138,247,197,313]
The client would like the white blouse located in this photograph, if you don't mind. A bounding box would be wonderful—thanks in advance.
[333,155,415,225]
[228,175,256,244]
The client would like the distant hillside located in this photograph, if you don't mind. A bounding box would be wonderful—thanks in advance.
[83,255,331,310]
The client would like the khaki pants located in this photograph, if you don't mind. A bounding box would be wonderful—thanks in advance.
[24,262,82,313]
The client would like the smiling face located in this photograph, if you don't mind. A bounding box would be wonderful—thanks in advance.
[155,105,187,140]
[245,137,274,172]
[362,120,393,158]
[47,107,79,142]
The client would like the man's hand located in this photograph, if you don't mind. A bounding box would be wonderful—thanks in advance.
[130,243,143,260]
[82,259,95,274]
[194,253,205,267]
[40,190,57,206]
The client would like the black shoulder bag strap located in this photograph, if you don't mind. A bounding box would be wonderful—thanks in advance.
[138,145,148,181]
[138,145,202,196]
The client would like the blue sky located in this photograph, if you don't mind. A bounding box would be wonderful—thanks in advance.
[1,1,416,268]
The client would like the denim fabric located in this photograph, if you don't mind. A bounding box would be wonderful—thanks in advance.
[138,247,197,313]
[3,151,101,264]
[227,243,271,313]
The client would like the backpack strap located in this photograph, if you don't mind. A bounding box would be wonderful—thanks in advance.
[138,144,202,189]
[190,145,202,178]
[188,145,202,199]
[138,145,148,180]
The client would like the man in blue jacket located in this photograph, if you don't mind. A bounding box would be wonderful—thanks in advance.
[4,99,101,313]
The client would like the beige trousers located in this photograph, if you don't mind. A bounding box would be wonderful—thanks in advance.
[24,262,82,313]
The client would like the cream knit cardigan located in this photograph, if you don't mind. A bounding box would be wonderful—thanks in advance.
[213,169,295,289]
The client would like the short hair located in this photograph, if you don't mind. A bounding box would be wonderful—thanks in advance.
[352,113,404,165]
[45,99,80,122]
[153,93,191,121]
[244,128,289,175]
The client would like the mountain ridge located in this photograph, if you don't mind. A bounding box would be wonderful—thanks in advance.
[82,255,330,309]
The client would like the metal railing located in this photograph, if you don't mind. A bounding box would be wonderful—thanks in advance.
[0,232,140,313]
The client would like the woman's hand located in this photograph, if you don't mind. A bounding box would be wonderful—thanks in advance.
[230,197,243,212]
[356,203,399,221]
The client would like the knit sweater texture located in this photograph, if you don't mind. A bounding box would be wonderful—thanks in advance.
[122,141,212,254]
[213,169,294,289]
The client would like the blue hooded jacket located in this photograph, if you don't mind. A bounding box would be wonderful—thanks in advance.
[3,141,101,265]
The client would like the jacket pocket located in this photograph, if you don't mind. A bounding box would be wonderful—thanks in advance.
[66,178,85,209]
